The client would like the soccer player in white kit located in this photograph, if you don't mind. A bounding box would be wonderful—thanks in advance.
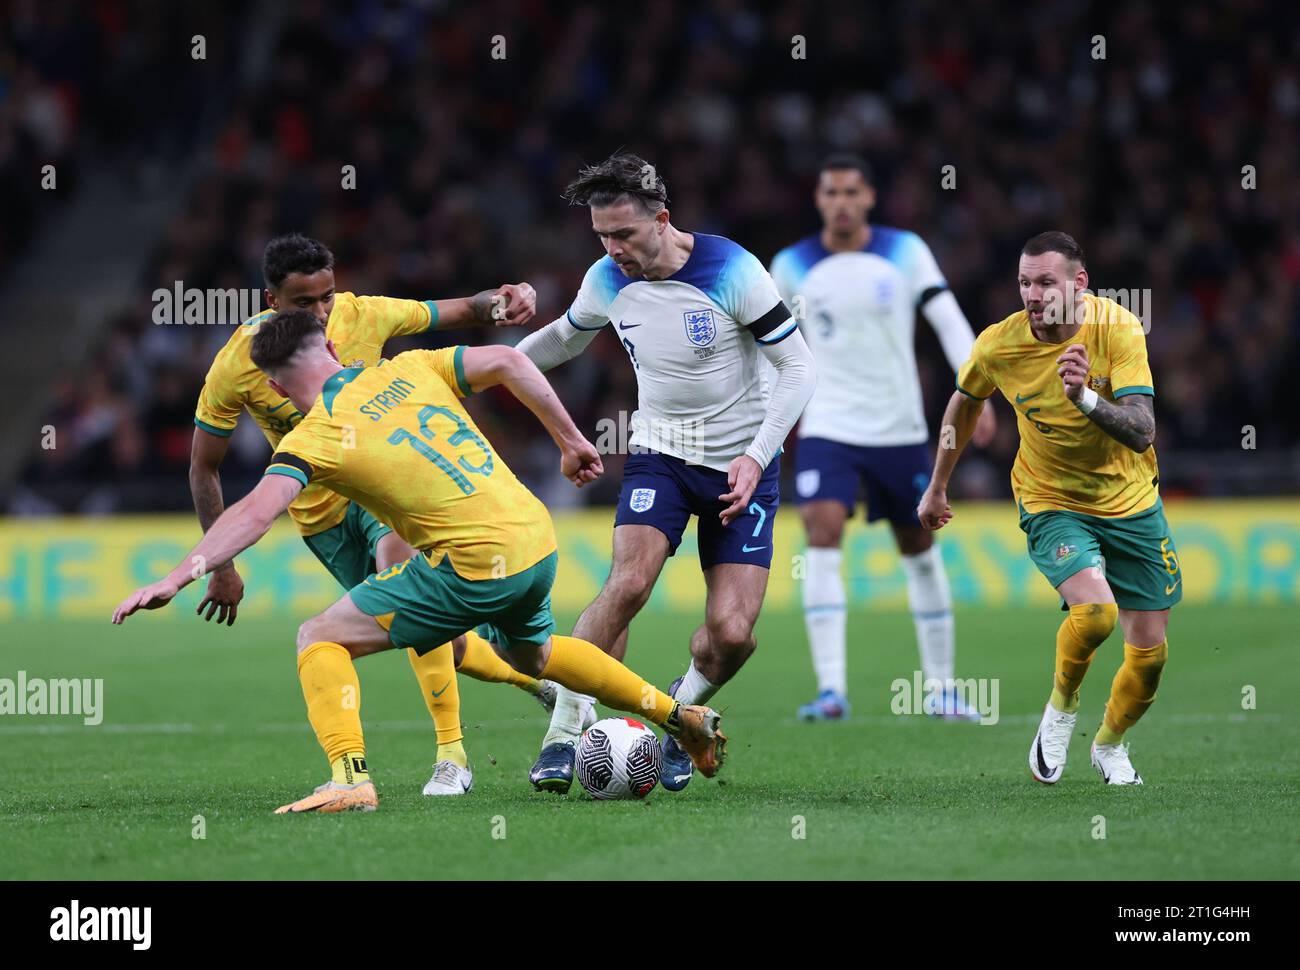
[514,152,816,792]
[770,155,996,722]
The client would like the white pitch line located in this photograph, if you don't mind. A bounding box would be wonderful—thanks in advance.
[0,711,1283,736]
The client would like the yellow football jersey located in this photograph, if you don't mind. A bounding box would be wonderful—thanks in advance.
[266,347,557,581]
[194,292,435,535]
[956,293,1159,518]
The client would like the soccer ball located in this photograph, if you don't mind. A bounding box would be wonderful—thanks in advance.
[575,717,663,799]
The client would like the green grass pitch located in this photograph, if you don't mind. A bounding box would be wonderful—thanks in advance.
[2,604,1296,880]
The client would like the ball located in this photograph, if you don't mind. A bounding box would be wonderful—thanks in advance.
[574,717,663,799]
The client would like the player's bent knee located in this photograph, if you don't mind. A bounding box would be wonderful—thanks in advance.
[508,641,547,677]
[1119,609,1169,648]
[1070,602,1119,646]
[606,570,657,612]
[296,616,329,654]
[708,617,756,655]
[807,527,843,548]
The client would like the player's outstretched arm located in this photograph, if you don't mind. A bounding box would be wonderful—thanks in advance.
[189,426,244,625]
[431,283,537,329]
[460,345,603,486]
[514,314,602,373]
[112,475,302,624]
[918,390,985,530]
[1057,344,1155,453]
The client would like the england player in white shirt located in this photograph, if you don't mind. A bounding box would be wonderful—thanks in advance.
[770,155,996,722]
[514,153,816,792]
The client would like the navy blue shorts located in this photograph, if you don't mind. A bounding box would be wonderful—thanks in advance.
[614,451,781,569]
[794,437,932,526]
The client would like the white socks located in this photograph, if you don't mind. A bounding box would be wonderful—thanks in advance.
[541,660,721,750]
[900,545,955,687]
[802,546,847,695]
[672,661,719,706]
[541,686,594,748]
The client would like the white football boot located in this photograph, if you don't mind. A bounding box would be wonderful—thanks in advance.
[422,759,473,796]
[1091,740,1144,785]
[534,679,559,713]
[533,681,597,731]
[1028,701,1076,783]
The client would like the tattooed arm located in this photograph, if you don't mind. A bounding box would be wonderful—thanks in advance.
[189,426,245,624]
[1057,343,1156,453]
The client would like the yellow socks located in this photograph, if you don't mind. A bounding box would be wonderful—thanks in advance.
[1049,603,1118,713]
[437,738,468,769]
[298,641,367,776]
[1096,641,1168,744]
[330,752,369,785]
[457,629,543,694]
[407,645,464,751]
[540,635,674,725]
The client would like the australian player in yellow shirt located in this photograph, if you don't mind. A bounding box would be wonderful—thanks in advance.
[190,232,554,797]
[918,232,1181,786]
[114,310,726,813]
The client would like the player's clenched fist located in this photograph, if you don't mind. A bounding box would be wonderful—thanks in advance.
[489,282,537,327]
[1056,343,1090,403]
[917,486,953,531]
[561,437,604,487]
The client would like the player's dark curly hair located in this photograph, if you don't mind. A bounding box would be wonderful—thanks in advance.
[819,153,873,184]
[563,151,669,214]
[1022,231,1087,268]
[262,233,334,290]
[250,309,326,374]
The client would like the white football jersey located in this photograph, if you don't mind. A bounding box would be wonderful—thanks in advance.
[770,226,950,447]
[565,233,794,472]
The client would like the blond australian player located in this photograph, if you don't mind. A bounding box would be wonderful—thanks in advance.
[918,231,1181,785]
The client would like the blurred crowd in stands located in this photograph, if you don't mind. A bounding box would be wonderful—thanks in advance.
[7,0,1299,513]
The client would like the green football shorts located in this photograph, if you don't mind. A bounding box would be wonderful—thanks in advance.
[1020,499,1183,611]
[302,501,394,590]
[349,550,558,655]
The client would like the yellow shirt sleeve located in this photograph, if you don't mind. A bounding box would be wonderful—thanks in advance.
[955,334,996,400]
[1107,312,1155,398]
[406,346,473,398]
[194,356,243,437]
[356,294,436,342]
[264,416,337,487]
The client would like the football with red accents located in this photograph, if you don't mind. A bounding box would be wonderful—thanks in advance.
[575,717,664,799]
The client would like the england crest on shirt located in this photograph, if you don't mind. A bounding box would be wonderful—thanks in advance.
[629,487,656,513]
[683,308,716,347]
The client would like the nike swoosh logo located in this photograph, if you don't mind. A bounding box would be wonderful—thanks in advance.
[267,401,290,412]
[742,544,767,553]
[430,682,451,698]
[616,321,641,330]
[1165,579,1181,595]
[1035,738,1053,778]
[1015,392,1042,404]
